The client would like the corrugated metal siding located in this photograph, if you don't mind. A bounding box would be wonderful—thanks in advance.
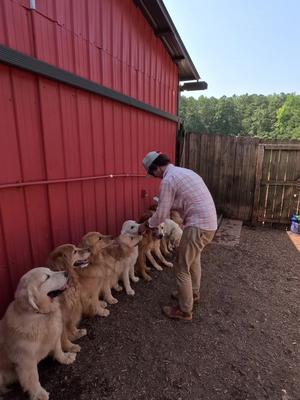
[0,0,178,315]
[0,0,178,113]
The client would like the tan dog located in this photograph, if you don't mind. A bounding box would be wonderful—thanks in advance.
[170,210,184,229]
[77,232,114,318]
[148,204,184,229]
[94,233,142,304]
[47,244,91,353]
[0,267,76,400]
[136,214,173,281]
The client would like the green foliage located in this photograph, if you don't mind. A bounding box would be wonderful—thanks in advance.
[179,93,300,139]
[275,94,300,139]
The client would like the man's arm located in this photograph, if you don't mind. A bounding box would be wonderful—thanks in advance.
[148,179,176,228]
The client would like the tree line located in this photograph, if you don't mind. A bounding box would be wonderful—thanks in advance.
[179,93,300,139]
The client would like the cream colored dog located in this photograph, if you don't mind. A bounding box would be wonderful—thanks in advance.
[98,233,142,304]
[120,220,141,292]
[161,218,183,256]
[0,267,76,400]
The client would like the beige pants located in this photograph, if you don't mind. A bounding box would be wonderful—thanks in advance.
[175,227,215,313]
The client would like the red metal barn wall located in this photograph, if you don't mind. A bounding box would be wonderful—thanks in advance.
[0,0,178,315]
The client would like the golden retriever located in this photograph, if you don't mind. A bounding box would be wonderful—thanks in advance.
[47,244,91,353]
[77,232,114,318]
[0,267,76,400]
[120,220,142,291]
[99,233,142,302]
[160,218,183,256]
[136,215,174,281]
[80,232,142,304]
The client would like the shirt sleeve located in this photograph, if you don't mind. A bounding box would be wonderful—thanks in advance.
[148,179,176,228]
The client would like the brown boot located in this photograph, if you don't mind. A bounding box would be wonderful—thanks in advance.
[171,291,200,304]
[162,305,192,321]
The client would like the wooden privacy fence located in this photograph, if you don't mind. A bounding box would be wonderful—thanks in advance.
[180,133,300,224]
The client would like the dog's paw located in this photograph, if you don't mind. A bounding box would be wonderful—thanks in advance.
[126,289,135,296]
[131,276,139,282]
[114,284,123,292]
[155,265,163,271]
[69,344,81,353]
[76,328,87,338]
[98,308,110,317]
[166,262,173,268]
[60,352,77,365]
[31,387,49,400]
[99,300,107,308]
[107,297,118,305]
[144,274,152,281]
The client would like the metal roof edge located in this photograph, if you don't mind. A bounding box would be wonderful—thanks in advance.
[134,0,201,81]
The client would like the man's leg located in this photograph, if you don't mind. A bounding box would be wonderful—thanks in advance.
[175,227,199,314]
[190,229,216,300]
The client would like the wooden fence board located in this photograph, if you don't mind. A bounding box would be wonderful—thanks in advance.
[181,133,300,223]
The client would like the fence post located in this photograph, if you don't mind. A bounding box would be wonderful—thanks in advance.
[251,144,264,225]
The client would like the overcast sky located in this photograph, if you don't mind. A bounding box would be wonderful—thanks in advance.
[163,0,300,98]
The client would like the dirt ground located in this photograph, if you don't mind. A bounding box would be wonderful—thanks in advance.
[3,226,300,400]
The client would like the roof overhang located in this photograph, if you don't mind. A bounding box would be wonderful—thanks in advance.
[134,0,206,84]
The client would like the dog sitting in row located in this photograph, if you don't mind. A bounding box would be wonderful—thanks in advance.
[133,214,173,281]
[120,221,141,292]
[0,267,76,400]
[77,232,113,318]
[79,232,142,306]
[47,244,91,353]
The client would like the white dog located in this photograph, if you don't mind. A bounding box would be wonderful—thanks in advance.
[161,218,183,256]
[0,267,77,400]
[120,220,141,294]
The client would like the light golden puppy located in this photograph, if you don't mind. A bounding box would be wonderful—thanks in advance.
[98,233,142,303]
[161,218,183,256]
[136,220,173,281]
[120,220,141,292]
[0,267,76,400]
[48,244,91,353]
[77,232,114,317]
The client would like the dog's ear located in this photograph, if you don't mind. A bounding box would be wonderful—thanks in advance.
[48,249,69,271]
[27,286,54,314]
[27,286,40,312]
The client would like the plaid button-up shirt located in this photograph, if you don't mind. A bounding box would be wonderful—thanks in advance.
[149,164,217,231]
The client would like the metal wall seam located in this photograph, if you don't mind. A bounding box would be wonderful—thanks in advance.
[0,45,179,123]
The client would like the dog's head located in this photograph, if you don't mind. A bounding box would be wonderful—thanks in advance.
[149,222,165,240]
[79,232,113,254]
[121,220,140,235]
[48,244,91,272]
[15,267,68,314]
[118,233,143,248]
